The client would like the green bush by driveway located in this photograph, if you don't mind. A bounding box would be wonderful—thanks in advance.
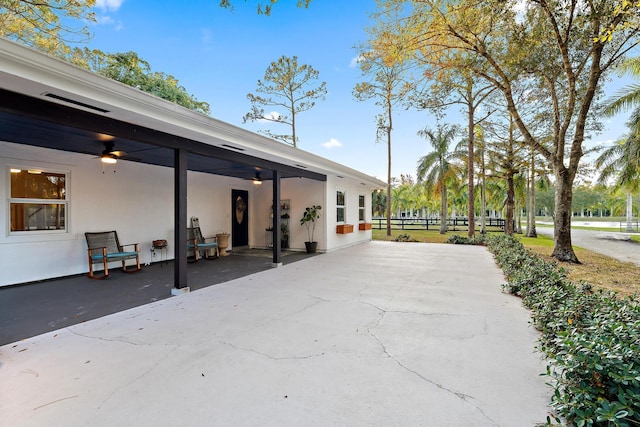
[487,234,640,427]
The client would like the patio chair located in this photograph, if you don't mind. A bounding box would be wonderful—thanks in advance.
[187,227,219,261]
[85,231,141,279]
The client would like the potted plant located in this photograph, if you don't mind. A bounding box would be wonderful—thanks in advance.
[280,222,289,249]
[300,205,321,253]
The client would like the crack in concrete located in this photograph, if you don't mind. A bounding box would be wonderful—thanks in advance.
[363,302,500,426]
[359,300,461,319]
[66,328,146,346]
[220,341,326,361]
[95,345,180,413]
[221,298,327,341]
[358,274,375,301]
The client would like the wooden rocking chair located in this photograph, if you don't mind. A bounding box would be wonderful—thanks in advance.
[85,231,141,279]
[187,227,219,261]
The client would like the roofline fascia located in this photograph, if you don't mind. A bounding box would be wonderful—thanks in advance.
[0,37,386,188]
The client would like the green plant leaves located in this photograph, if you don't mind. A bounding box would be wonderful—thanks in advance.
[487,234,640,426]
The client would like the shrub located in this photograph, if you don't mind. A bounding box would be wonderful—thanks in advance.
[487,234,640,427]
[394,233,418,242]
[446,234,487,245]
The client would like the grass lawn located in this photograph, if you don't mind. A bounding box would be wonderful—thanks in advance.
[372,228,451,243]
[372,228,640,298]
[371,227,505,243]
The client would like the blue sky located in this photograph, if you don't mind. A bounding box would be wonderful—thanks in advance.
[85,0,632,182]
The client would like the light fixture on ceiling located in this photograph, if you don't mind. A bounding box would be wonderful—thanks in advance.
[101,154,117,164]
[252,171,263,185]
[97,140,127,165]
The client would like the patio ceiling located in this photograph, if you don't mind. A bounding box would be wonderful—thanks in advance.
[0,88,326,182]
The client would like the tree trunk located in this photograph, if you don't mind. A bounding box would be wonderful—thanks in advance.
[386,182,391,237]
[386,112,392,237]
[439,183,448,234]
[626,192,633,232]
[291,104,297,148]
[551,171,580,263]
[526,148,537,237]
[505,172,515,235]
[504,117,515,236]
[467,102,475,237]
[480,150,487,234]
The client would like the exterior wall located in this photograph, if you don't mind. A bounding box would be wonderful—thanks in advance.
[325,175,375,252]
[187,171,252,249]
[1,141,246,287]
[1,141,378,286]
[250,178,327,252]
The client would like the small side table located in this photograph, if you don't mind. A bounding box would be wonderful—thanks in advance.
[151,242,168,265]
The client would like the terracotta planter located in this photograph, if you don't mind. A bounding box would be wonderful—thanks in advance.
[336,224,354,234]
[216,232,230,256]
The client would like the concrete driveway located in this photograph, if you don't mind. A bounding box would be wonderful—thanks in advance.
[0,241,550,427]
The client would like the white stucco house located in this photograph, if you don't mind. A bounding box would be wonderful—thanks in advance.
[0,38,385,289]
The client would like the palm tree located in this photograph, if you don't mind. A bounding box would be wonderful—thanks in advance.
[416,124,461,234]
[597,57,640,231]
[514,173,527,234]
[595,131,640,230]
[605,57,640,127]
[372,190,386,218]
[412,184,431,218]
[391,184,413,218]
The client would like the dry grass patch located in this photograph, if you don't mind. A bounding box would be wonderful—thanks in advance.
[520,235,640,298]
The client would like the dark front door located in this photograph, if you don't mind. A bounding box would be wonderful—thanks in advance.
[232,189,249,247]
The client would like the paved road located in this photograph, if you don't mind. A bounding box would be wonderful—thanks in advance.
[536,227,640,266]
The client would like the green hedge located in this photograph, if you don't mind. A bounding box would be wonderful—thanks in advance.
[486,234,640,427]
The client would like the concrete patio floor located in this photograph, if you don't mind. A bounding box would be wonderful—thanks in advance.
[0,248,315,346]
[0,241,551,426]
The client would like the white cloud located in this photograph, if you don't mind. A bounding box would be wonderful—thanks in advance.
[97,15,114,25]
[258,111,282,122]
[94,0,124,29]
[349,54,364,68]
[96,15,123,30]
[95,0,125,12]
[322,138,343,149]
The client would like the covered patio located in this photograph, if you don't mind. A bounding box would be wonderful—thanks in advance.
[0,52,325,289]
[0,38,384,290]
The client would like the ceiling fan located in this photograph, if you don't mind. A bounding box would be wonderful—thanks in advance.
[99,140,126,164]
[251,170,263,185]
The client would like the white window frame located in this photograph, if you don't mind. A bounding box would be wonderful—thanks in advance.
[336,190,346,223]
[8,166,70,236]
[358,194,366,222]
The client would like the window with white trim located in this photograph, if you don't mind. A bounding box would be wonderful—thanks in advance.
[336,190,345,223]
[358,195,366,222]
[9,168,68,232]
